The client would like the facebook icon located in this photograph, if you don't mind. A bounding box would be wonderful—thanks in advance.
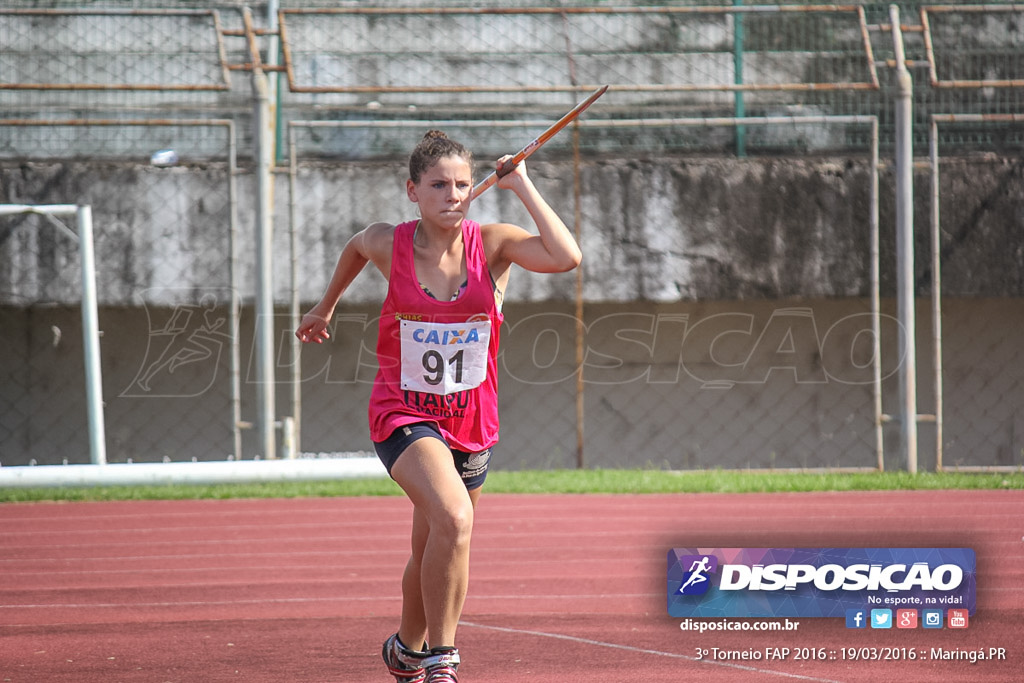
[846,609,867,629]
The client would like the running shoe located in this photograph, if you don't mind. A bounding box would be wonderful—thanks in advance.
[422,646,460,683]
[382,633,428,683]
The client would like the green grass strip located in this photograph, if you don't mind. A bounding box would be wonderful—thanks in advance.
[1,469,1021,503]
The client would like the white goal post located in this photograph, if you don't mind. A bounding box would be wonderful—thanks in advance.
[0,204,107,467]
[0,204,386,488]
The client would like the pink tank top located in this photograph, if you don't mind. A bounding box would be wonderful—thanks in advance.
[368,219,503,452]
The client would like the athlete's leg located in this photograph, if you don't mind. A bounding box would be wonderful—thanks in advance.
[398,486,481,652]
[390,436,481,649]
[397,508,429,651]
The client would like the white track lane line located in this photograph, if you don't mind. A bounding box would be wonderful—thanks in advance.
[459,621,846,683]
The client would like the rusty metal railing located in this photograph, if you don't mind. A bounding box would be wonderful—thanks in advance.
[0,9,233,91]
[921,5,1024,89]
[277,5,879,96]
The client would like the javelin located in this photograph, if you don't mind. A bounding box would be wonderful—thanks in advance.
[471,85,609,200]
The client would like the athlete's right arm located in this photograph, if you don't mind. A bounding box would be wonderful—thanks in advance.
[295,222,393,343]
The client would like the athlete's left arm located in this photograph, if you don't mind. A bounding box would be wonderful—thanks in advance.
[485,157,582,275]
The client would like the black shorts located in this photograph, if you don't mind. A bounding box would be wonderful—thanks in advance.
[373,422,491,491]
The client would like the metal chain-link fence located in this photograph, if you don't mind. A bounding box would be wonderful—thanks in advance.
[1,121,239,465]
[1,2,1022,471]
[285,115,888,471]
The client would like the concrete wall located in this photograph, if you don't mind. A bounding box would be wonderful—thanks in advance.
[3,296,1022,470]
[3,155,1024,307]
[2,155,1023,470]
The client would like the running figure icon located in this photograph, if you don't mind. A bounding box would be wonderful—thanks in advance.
[679,556,712,593]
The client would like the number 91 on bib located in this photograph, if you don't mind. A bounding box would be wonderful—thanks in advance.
[400,319,491,395]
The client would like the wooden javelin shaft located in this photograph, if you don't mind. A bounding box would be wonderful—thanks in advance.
[471,85,609,200]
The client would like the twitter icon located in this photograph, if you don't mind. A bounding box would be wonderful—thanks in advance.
[870,609,892,629]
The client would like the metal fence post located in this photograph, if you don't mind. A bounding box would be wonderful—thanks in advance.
[77,205,108,466]
[890,5,918,473]
[245,7,277,460]
[733,0,747,157]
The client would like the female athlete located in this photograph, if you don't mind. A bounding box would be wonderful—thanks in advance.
[295,130,581,682]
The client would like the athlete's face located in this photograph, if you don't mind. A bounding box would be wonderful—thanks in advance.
[407,155,473,230]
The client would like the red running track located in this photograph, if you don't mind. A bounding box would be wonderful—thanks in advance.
[0,490,1021,682]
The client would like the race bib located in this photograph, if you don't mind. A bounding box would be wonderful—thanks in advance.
[400,319,491,395]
